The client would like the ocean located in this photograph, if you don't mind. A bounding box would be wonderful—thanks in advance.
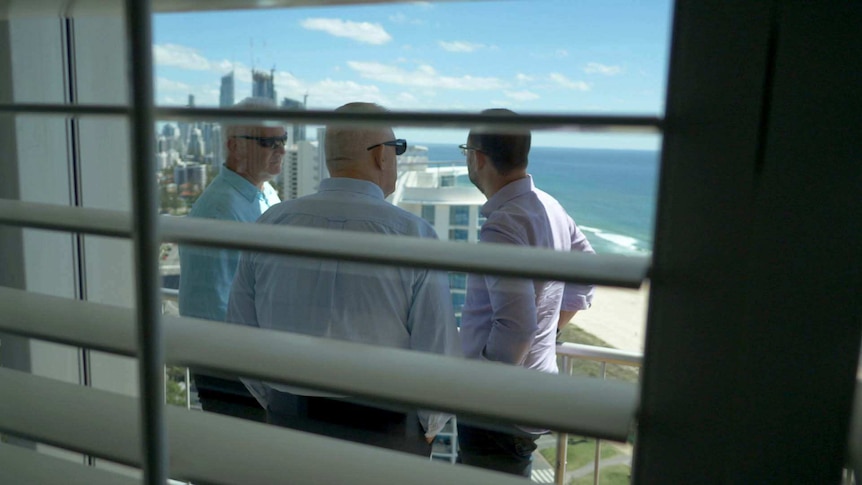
[419,143,661,256]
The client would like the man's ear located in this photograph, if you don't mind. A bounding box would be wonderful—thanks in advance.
[226,137,238,153]
[371,146,385,170]
[475,150,488,171]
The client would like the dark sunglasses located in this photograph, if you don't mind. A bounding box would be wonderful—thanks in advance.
[367,139,407,156]
[232,134,288,149]
[458,144,483,157]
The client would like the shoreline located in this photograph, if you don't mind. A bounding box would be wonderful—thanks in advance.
[570,283,650,353]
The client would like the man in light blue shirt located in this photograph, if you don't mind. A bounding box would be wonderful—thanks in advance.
[457,109,595,477]
[227,102,459,456]
[179,97,283,421]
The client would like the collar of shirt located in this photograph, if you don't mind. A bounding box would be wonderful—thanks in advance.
[319,177,385,200]
[220,165,265,203]
[481,174,534,218]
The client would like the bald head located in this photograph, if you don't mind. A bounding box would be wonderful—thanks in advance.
[324,102,399,196]
[325,102,394,173]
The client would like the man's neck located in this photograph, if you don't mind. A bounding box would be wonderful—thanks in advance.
[483,172,528,199]
[328,168,381,191]
[224,163,264,190]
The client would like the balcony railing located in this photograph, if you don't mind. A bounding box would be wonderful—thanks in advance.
[159,288,643,484]
[553,343,642,485]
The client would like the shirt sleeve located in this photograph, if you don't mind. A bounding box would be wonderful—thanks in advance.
[178,245,238,322]
[225,251,259,328]
[478,224,539,365]
[406,229,460,437]
[179,201,245,322]
[562,220,596,311]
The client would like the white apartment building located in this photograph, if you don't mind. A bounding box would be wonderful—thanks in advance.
[391,145,486,325]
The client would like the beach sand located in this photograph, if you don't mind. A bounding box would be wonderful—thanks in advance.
[569,283,650,353]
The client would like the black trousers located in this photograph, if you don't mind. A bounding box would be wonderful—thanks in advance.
[457,422,538,478]
[194,373,266,423]
[266,391,431,457]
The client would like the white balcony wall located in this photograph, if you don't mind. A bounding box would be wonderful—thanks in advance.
[7,18,79,386]
[74,15,138,398]
[2,15,83,467]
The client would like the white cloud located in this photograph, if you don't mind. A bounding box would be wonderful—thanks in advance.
[504,90,540,102]
[300,18,392,45]
[156,77,191,92]
[584,62,623,76]
[549,73,590,91]
[515,73,534,83]
[347,61,507,91]
[153,44,213,71]
[153,43,247,80]
[305,79,387,107]
[389,13,423,25]
[438,41,485,53]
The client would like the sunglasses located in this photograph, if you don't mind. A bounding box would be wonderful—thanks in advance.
[367,139,407,156]
[232,134,288,149]
[458,144,483,157]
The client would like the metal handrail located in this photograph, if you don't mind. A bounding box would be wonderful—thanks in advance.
[554,343,642,485]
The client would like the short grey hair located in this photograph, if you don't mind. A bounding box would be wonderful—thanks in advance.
[223,97,283,139]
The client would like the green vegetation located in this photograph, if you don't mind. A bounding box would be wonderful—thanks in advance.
[570,464,632,485]
[165,365,188,407]
[540,437,620,471]
[558,325,640,384]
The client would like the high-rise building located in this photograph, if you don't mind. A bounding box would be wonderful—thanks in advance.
[388,145,485,325]
[208,124,223,166]
[186,128,205,162]
[280,96,306,144]
[252,69,276,102]
[280,139,325,201]
[219,71,234,107]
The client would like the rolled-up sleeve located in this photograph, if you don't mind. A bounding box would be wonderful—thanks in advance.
[563,221,596,311]
[477,225,538,366]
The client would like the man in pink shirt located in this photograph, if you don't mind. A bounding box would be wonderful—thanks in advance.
[457,109,595,477]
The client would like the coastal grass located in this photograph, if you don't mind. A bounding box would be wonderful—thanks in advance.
[570,464,632,485]
[558,325,640,384]
[540,437,620,471]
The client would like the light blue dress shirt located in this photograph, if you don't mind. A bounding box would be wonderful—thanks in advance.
[178,166,280,323]
[226,177,459,435]
[460,175,595,374]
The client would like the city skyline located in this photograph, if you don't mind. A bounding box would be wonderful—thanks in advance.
[153,1,672,150]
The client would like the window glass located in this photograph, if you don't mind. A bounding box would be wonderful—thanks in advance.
[421,205,436,225]
[149,1,668,471]
[451,292,466,309]
[449,272,467,290]
[449,205,470,226]
[448,228,469,241]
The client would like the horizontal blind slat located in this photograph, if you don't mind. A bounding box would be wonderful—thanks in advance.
[0,0,442,19]
[0,286,638,440]
[0,199,650,286]
[0,444,140,485]
[0,367,529,485]
[0,103,662,132]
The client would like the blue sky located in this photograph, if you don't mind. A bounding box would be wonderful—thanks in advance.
[153,0,673,149]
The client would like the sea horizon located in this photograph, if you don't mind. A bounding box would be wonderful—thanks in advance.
[416,142,660,257]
